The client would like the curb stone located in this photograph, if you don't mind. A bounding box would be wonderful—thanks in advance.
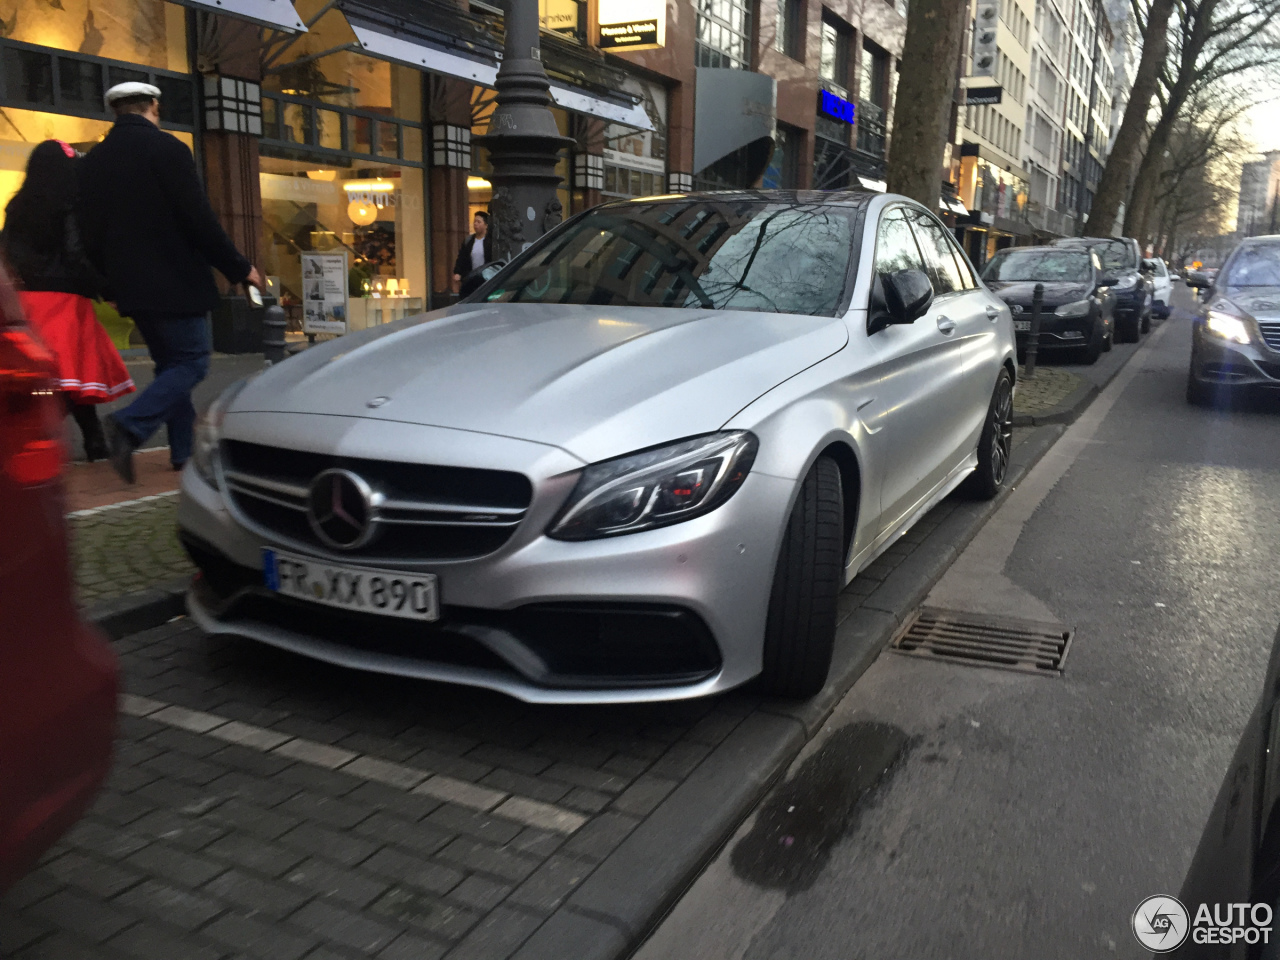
[85,576,189,640]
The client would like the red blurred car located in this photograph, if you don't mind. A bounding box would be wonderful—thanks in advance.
[0,265,117,893]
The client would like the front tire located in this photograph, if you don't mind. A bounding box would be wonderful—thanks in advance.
[759,457,843,698]
[1186,368,1222,407]
[1140,302,1152,334]
[1119,313,1141,343]
[962,369,1014,500]
[1081,320,1104,364]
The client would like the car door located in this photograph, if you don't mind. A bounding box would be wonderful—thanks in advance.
[905,208,1001,450]
[860,205,979,538]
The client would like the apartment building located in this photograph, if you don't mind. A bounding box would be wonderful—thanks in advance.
[1024,0,1071,235]
[1058,0,1114,224]
[1236,151,1280,237]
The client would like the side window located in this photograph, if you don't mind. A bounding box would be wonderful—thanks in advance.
[906,209,966,295]
[874,209,927,278]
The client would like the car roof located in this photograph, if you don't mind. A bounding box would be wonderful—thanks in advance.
[993,245,1089,255]
[598,189,884,211]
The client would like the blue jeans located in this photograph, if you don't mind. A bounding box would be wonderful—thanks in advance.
[111,314,211,466]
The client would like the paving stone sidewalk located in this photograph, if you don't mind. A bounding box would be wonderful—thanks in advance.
[1013,364,1085,417]
[71,495,193,606]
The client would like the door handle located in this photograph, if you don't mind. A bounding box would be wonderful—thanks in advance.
[985,305,1000,321]
[937,315,957,335]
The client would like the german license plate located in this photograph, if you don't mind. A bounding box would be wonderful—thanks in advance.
[263,549,439,621]
[1013,320,1031,332]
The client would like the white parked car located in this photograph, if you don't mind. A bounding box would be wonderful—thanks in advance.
[178,191,1017,704]
[1145,257,1174,318]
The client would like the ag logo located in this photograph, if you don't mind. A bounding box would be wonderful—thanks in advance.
[1133,895,1190,952]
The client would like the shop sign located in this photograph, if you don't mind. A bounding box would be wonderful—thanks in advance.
[965,85,1003,105]
[818,89,856,125]
[302,253,349,335]
[598,0,665,49]
[539,0,579,36]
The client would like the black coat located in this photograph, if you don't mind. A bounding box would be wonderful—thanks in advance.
[77,115,251,317]
[452,234,494,279]
[1,208,105,300]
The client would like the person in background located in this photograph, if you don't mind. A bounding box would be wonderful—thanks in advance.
[452,211,493,294]
[1,139,134,461]
[78,81,262,483]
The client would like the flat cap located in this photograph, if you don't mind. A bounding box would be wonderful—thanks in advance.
[104,81,161,108]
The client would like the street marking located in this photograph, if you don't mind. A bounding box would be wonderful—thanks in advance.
[67,490,180,519]
[119,694,588,834]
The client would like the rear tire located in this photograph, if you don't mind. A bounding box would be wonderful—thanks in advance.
[961,368,1014,501]
[759,457,843,699]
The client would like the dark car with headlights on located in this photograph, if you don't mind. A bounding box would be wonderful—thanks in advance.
[980,246,1116,364]
[1187,236,1280,406]
[1053,236,1152,342]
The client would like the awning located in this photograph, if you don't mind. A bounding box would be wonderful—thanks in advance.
[941,197,969,215]
[171,0,306,32]
[347,16,652,130]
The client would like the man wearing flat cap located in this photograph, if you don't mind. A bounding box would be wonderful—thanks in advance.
[79,81,262,482]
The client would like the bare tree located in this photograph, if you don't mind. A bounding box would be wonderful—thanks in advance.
[1084,0,1175,236]
[1123,0,1280,245]
[885,0,968,206]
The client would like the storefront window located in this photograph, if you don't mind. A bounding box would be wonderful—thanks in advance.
[259,156,426,332]
[1,0,188,73]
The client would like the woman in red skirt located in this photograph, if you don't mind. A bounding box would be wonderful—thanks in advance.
[1,139,134,461]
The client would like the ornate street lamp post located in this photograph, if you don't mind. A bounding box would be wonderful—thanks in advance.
[475,0,573,261]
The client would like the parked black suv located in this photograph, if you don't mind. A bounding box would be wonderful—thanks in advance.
[1053,236,1153,342]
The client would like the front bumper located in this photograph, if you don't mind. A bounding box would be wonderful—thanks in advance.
[177,424,796,704]
[1189,326,1280,391]
[1012,313,1100,350]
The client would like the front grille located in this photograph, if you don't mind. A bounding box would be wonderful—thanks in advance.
[1258,320,1280,352]
[220,440,533,561]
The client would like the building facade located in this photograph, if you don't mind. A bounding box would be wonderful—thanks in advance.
[1236,151,1280,237]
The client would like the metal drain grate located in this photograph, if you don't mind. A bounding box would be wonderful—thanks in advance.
[891,607,1073,676]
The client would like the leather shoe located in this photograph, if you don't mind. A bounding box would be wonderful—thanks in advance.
[103,416,138,484]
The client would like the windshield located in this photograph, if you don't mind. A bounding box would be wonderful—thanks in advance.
[1219,244,1280,290]
[982,250,1093,283]
[481,200,857,317]
[1059,239,1137,272]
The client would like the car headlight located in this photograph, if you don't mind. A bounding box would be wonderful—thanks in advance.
[1112,275,1139,290]
[1206,309,1251,344]
[192,376,253,485]
[548,432,758,540]
[1054,299,1091,318]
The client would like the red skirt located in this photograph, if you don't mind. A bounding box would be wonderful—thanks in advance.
[18,291,135,403]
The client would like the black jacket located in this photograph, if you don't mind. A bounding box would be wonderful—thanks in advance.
[452,234,494,279]
[77,115,251,317]
[1,208,105,300]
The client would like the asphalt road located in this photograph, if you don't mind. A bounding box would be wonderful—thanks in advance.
[636,286,1280,959]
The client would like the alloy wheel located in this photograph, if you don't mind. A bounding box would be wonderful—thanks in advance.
[991,380,1013,485]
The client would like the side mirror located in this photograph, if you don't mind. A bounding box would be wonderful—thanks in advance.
[459,259,508,297]
[1185,273,1210,289]
[1140,258,1157,273]
[1099,276,1119,287]
[882,268,934,324]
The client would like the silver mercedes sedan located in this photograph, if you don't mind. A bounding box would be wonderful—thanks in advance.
[178,191,1016,704]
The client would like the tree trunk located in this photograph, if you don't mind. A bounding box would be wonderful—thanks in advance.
[1083,0,1175,236]
[885,0,967,207]
[1122,115,1174,244]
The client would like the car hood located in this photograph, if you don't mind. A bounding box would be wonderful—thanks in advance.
[1223,288,1280,321]
[986,281,1093,308]
[230,303,849,464]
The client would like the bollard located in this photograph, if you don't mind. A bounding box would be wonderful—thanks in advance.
[1024,282,1044,379]
[263,303,287,366]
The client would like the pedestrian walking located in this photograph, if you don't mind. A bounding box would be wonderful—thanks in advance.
[78,81,261,483]
[451,211,493,295]
[1,139,134,461]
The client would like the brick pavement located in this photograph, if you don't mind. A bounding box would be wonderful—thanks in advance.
[70,494,192,606]
[8,467,971,960]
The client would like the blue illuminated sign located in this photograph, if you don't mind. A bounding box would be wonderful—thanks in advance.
[818,89,856,125]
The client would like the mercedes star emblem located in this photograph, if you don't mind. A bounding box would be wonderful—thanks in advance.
[306,469,379,550]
